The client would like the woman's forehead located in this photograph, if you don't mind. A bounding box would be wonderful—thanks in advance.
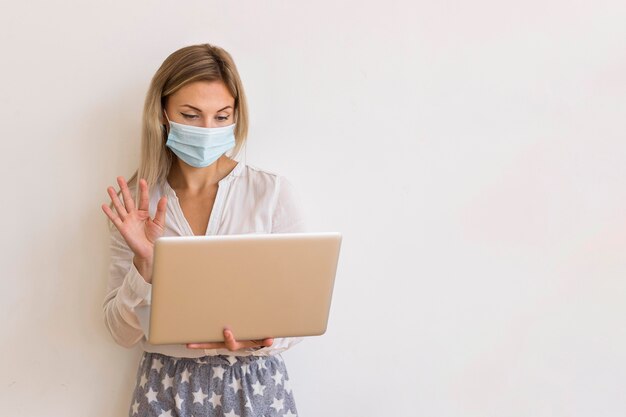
[168,80,234,110]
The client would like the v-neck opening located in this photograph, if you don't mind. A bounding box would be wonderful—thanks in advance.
[163,159,245,236]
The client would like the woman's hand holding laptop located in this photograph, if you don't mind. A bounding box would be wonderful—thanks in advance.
[103,176,274,352]
[186,328,274,350]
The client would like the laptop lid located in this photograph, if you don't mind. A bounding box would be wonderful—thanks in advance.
[145,232,342,345]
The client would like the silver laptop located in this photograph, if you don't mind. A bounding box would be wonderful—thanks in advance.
[144,232,342,345]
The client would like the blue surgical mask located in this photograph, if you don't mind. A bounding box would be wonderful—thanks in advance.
[164,111,236,168]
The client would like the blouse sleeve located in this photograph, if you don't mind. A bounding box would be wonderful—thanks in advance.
[252,175,308,356]
[270,175,307,234]
[102,224,152,348]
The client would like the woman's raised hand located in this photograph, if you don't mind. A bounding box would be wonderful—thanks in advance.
[101,176,167,283]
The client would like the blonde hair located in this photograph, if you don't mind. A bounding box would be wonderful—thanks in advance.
[126,43,249,203]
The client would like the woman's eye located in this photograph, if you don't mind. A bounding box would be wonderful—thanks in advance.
[217,116,230,121]
[181,113,199,119]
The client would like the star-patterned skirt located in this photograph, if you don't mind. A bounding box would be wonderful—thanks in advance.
[128,351,298,417]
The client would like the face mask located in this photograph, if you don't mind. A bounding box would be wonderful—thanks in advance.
[163,111,236,168]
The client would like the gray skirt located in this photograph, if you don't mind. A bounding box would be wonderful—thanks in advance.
[128,351,298,417]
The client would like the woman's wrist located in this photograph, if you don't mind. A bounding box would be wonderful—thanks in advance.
[133,256,153,283]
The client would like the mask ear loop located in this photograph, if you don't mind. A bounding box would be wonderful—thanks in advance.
[229,108,245,164]
[237,111,247,166]
[162,109,170,137]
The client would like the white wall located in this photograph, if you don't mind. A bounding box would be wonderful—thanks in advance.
[1,1,625,416]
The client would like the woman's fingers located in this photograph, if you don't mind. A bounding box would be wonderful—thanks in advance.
[223,329,239,350]
[224,329,272,351]
[101,203,123,229]
[248,338,273,348]
[138,178,150,212]
[153,196,168,227]
[186,342,227,349]
[117,176,136,212]
[107,186,128,219]
[185,333,273,351]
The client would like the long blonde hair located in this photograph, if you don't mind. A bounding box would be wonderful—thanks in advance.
[126,43,249,203]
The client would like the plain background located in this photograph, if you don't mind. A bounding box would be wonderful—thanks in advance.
[1,1,625,416]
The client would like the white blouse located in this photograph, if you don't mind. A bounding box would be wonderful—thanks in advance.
[102,160,307,357]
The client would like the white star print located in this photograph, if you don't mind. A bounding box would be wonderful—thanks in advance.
[252,380,265,396]
[257,357,267,370]
[131,400,139,415]
[224,411,240,417]
[284,378,292,394]
[180,367,191,384]
[146,387,158,403]
[175,393,184,411]
[244,397,253,410]
[208,392,222,408]
[162,374,174,391]
[229,377,242,394]
[192,388,208,405]
[226,355,237,366]
[152,358,163,373]
[158,410,174,417]
[212,366,225,380]
[283,411,297,417]
[139,373,148,389]
[270,398,284,413]
[272,370,283,385]
[241,363,250,375]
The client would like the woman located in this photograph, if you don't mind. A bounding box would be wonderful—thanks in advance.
[101,43,305,417]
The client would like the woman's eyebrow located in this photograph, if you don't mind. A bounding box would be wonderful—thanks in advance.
[181,104,202,112]
[181,104,233,112]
